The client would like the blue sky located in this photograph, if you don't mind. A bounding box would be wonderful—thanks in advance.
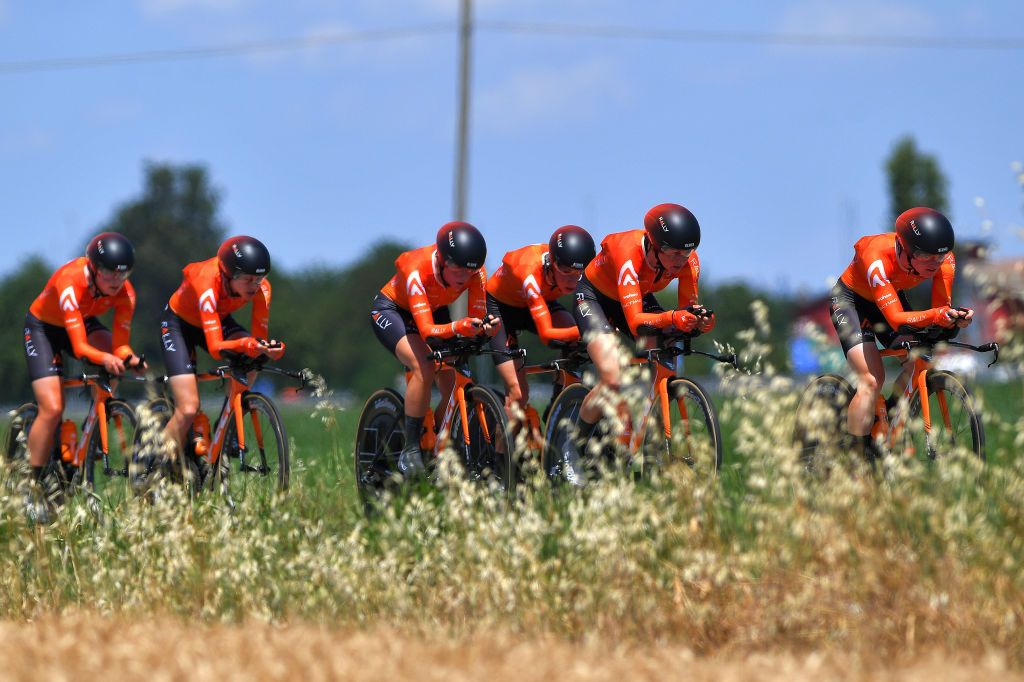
[1,0,1022,293]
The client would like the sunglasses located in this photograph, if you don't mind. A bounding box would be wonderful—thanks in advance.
[911,251,946,265]
[96,268,132,283]
[552,262,584,277]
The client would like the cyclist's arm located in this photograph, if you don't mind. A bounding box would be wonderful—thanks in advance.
[930,255,955,308]
[109,283,137,360]
[616,259,675,335]
[527,291,579,344]
[251,279,271,340]
[402,266,459,340]
[63,308,109,365]
[467,269,487,319]
[199,290,258,358]
[873,279,953,331]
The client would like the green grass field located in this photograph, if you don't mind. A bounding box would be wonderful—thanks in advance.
[1,371,1022,671]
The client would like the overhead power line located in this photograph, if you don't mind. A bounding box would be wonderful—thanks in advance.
[478,20,1024,50]
[0,23,453,74]
[1,20,1022,75]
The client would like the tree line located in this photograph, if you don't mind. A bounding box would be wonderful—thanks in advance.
[0,138,947,403]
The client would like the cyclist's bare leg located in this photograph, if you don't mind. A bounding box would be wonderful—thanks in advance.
[579,331,622,426]
[28,376,64,469]
[163,374,200,450]
[846,342,885,437]
[395,334,434,418]
[496,358,529,421]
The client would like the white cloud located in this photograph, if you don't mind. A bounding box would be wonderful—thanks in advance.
[778,0,935,35]
[139,0,245,16]
[475,59,626,133]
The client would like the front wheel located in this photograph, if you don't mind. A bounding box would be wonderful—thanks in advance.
[354,388,405,512]
[83,399,138,496]
[449,385,514,494]
[794,374,857,475]
[899,370,984,463]
[217,391,290,500]
[653,377,722,481]
[541,383,592,484]
[4,403,72,507]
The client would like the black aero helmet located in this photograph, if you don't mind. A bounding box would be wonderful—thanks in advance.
[643,203,700,251]
[218,236,271,277]
[86,232,135,272]
[549,225,596,270]
[436,221,486,269]
[895,207,954,255]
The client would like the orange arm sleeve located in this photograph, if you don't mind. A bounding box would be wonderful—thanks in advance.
[404,266,457,341]
[930,256,955,308]
[251,280,271,340]
[110,284,136,360]
[873,279,948,331]
[57,277,107,365]
[467,269,487,318]
[616,259,674,336]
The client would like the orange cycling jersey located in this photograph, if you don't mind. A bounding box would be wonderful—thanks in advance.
[169,257,271,359]
[839,233,955,330]
[29,257,136,364]
[487,243,579,344]
[585,229,700,336]
[380,244,487,340]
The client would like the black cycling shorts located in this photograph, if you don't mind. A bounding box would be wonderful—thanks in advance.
[369,293,451,355]
[572,274,664,341]
[161,305,248,377]
[829,280,911,355]
[24,312,108,381]
[485,293,569,365]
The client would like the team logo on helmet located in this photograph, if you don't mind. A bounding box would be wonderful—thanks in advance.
[448,232,456,248]
[910,219,922,236]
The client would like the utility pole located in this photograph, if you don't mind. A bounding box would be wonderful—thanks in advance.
[453,0,472,222]
[451,0,472,319]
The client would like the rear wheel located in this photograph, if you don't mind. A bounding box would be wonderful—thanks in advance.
[83,399,138,496]
[354,388,405,512]
[217,391,289,501]
[130,397,201,496]
[899,370,984,463]
[794,374,857,476]
[4,403,72,508]
[449,385,514,494]
[542,383,597,484]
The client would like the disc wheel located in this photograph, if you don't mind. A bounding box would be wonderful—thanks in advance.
[794,374,857,476]
[354,388,406,512]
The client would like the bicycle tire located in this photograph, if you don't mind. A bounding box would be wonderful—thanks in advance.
[541,382,590,483]
[657,377,723,479]
[217,391,290,497]
[794,374,857,475]
[449,385,515,494]
[354,388,405,511]
[4,403,38,466]
[83,399,137,494]
[900,370,984,462]
[4,403,71,506]
[130,397,198,496]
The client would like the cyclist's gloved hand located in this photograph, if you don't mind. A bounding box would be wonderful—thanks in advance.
[452,317,483,338]
[127,354,149,372]
[101,353,126,376]
[954,307,974,329]
[929,306,959,329]
[221,336,263,357]
[698,312,716,333]
[481,313,502,337]
[670,309,699,332]
[259,339,286,360]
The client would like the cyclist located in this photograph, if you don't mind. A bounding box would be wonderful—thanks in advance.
[486,225,596,427]
[830,207,972,456]
[369,221,499,477]
[567,203,715,483]
[160,236,285,455]
[23,232,145,516]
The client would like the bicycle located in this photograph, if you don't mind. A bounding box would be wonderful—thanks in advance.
[795,327,998,472]
[543,330,737,485]
[135,351,308,500]
[4,364,147,510]
[354,336,521,511]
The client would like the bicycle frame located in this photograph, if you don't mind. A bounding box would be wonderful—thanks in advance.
[406,342,521,456]
[619,338,736,456]
[61,373,137,469]
[874,337,997,451]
